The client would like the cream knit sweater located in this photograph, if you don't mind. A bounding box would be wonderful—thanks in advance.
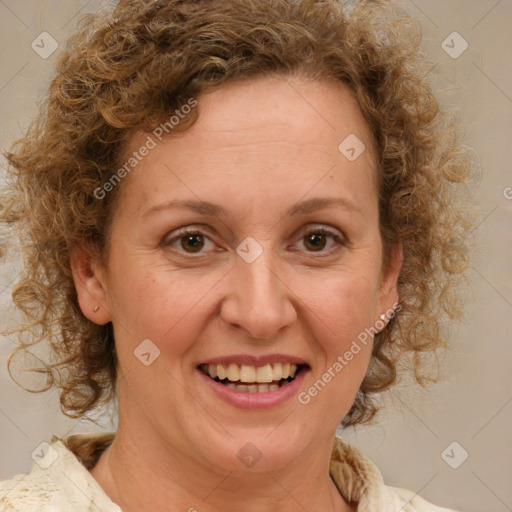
[0,433,457,511]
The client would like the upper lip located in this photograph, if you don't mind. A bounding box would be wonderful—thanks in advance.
[199,354,309,367]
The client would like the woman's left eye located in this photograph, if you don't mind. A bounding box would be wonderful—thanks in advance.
[162,226,344,256]
[293,227,344,254]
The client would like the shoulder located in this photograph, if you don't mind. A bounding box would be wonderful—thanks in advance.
[0,469,73,511]
[384,485,459,512]
[330,437,459,512]
[0,433,119,512]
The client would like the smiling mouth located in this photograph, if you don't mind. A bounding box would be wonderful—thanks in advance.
[198,362,307,393]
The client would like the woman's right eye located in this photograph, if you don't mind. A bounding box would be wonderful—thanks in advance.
[162,228,217,255]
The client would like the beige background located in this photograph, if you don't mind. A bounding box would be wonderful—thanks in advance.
[0,1,511,511]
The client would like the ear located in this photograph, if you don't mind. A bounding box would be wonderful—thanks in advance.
[69,246,112,325]
[375,242,403,322]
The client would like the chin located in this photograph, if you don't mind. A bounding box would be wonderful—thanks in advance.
[192,424,312,474]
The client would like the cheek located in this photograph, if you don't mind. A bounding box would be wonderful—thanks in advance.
[295,273,377,423]
[297,269,378,395]
[298,269,380,344]
[107,259,221,354]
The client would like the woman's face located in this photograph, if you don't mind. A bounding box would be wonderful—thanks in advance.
[74,76,401,473]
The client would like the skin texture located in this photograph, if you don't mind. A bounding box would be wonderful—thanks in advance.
[71,76,402,512]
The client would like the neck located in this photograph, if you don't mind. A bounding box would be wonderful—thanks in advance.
[89,422,356,512]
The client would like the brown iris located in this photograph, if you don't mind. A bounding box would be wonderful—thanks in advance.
[181,233,205,253]
[303,232,327,251]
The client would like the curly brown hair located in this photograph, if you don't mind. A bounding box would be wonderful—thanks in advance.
[1,0,474,426]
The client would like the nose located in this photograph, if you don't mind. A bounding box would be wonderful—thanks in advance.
[219,249,297,340]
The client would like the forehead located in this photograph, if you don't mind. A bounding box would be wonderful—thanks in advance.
[116,76,378,215]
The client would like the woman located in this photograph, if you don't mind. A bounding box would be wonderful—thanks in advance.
[0,0,472,510]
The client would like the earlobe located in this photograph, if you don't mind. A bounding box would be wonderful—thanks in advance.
[69,248,112,325]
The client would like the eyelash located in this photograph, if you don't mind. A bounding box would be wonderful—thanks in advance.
[162,226,346,257]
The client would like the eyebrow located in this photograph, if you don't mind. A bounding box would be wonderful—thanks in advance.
[142,196,364,219]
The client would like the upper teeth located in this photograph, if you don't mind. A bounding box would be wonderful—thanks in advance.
[201,363,299,383]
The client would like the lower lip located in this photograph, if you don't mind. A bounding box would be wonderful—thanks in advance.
[197,367,308,410]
